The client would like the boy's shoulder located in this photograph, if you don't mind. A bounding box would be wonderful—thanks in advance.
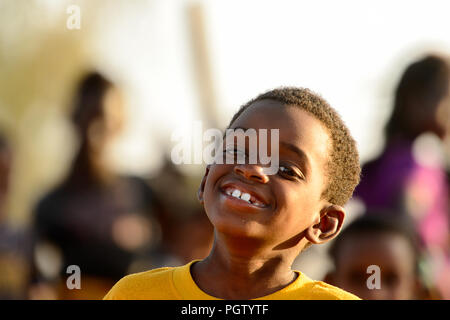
[269,271,360,300]
[103,266,179,300]
[302,280,361,300]
[293,273,360,300]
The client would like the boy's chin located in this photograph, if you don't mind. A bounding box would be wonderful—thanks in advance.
[210,215,268,240]
[208,210,306,251]
[204,193,274,240]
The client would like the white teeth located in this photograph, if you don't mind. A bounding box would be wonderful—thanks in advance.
[232,189,241,198]
[226,188,264,206]
[241,193,251,201]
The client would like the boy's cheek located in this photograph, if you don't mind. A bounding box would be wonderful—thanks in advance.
[280,188,318,214]
[208,163,231,176]
[270,203,311,234]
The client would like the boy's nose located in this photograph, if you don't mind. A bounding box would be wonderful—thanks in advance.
[234,164,269,184]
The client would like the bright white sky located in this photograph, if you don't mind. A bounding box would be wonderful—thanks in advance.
[83,0,450,175]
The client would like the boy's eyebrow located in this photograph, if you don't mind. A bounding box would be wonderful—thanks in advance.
[279,141,311,173]
[225,127,311,167]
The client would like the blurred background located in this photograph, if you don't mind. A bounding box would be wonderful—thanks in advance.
[0,0,448,300]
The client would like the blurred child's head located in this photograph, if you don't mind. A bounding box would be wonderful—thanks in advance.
[326,213,422,300]
[71,71,124,154]
[386,54,450,140]
[198,87,360,253]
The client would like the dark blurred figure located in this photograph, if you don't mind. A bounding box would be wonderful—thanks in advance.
[30,72,163,299]
[353,55,450,298]
[144,159,214,269]
[325,213,437,300]
[0,133,31,299]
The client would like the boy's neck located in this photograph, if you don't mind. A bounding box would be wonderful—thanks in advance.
[191,234,305,299]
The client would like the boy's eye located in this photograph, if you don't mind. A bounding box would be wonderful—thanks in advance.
[278,165,304,180]
[224,147,245,156]
[223,147,246,162]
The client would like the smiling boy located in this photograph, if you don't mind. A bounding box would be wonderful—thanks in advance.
[104,87,361,300]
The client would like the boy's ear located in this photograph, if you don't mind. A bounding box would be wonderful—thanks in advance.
[305,205,345,244]
[197,165,210,204]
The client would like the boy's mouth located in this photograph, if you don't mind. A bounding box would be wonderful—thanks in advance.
[220,183,269,208]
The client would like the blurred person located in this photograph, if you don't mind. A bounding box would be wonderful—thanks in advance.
[144,159,214,269]
[353,54,450,298]
[0,133,31,299]
[30,72,163,300]
[325,213,437,300]
[165,208,213,265]
[355,54,449,248]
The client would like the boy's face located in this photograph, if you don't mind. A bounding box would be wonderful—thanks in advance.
[200,99,332,245]
[87,87,124,154]
[330,232,417,300]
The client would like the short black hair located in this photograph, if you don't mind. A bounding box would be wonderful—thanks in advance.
[71,71,114,134]
[228,87,361,207]
[329,213,421,272]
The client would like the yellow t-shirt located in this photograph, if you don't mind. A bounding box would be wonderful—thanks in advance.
[103,260,360,300]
